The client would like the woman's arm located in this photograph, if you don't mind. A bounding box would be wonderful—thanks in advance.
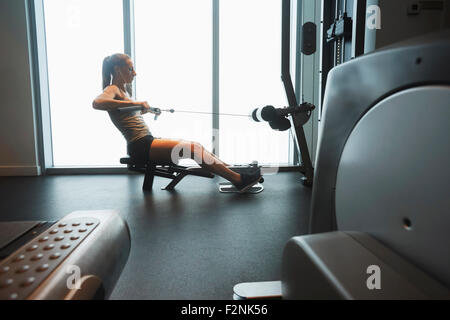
[92,86,148,111]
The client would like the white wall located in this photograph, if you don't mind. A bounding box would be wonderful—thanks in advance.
[0,0,41,176]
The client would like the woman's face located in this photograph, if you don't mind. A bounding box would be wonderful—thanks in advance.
[115,59,137,84]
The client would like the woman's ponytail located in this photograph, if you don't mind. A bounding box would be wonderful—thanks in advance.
[102,56,112,90]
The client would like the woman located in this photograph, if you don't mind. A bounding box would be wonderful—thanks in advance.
[93,53,262,193]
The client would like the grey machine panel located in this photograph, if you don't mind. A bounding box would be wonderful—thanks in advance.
[335,86,450,289]
[310,30,450,234]
[282,232,450,299]
[0,222,41,251]
[0,210,130,300]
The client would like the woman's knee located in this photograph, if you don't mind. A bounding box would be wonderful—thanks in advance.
[186,142,205,164]
[169,140,203,160]
[189,141,204,154]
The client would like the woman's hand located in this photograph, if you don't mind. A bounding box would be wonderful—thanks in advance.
[138,101,151,114]
[138,101,162,117]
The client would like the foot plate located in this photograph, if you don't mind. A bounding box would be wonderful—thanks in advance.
[219,183,264,194]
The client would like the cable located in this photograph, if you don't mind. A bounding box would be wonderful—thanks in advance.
[119,106,250,118]
[160,109,250,118]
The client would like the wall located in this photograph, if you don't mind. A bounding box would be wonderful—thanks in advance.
[366,0,450,52]
[0,0,41,176]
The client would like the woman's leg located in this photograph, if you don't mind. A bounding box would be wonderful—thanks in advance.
[148,139,242,184]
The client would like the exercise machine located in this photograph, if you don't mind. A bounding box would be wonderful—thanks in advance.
[117,0,321,192]
[284,29,450,299]
[234,29,450,300]
[0,210,130,300]
[121,154,265,193]
[120,156,215,191]
[117,105,268,193]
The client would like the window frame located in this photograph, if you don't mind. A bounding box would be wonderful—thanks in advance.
[31,0,306,174]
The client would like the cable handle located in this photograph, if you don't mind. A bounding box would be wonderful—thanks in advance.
[117,105,162,120]
[116,106,142,113]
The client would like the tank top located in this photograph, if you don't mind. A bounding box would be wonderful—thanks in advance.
[107,88,151,144]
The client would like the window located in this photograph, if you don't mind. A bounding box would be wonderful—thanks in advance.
[134,0,213,156]
[219,0,291,165]
[44,0,124,166]
[40,0,296,169]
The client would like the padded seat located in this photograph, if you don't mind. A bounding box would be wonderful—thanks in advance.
[120,157,215,191]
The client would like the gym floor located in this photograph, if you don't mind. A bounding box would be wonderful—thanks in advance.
[0,172,311,300]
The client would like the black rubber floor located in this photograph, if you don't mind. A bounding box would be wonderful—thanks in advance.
[0,172,311,299]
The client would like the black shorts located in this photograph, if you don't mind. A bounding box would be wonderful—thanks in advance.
[127,135,155,164]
